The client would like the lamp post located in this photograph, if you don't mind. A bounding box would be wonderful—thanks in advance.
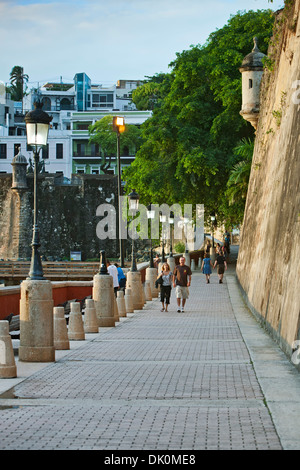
[24,101,52,280]
[128,189,139,272]
[169,211,174,257]
[210,213,216,248]
[160,213,166,262]
[19,101,54,363]
[147,205,155,268]
[113,116,125,267]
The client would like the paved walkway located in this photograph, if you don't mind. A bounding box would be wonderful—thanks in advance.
[0,249,299,451]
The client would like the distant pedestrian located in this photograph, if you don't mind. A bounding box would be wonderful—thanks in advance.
[114,263,126,290]
[157,262,173,312]
[205,240,211,255]
[173,257,192,313]
[153,254,161,269]
[224,231,231,254]
[201,253,213,284]
[213,252,227,284]
[107,260,119,296]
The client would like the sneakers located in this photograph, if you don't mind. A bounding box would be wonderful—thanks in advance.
[181,307,184,313]
[177,308,181,312]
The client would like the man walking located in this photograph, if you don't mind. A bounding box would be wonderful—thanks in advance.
[173,257,192,312]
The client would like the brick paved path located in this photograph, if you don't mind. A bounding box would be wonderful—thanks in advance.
[0,270,282,450]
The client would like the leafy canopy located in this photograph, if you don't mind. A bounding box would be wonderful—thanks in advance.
[123,9,275,225]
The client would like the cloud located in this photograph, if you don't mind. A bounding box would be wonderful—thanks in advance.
[0,0,284,85]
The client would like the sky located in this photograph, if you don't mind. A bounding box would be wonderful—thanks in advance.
[0,0,284,88]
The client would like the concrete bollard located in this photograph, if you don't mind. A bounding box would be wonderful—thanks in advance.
[146,267,158,298]
[125,288,134,313]
[0,320,17,378]
[126,271,144,310]
[84,299,98,333]
[116,290,126,317]
[53,306,70,350]
[191,259,196,271]
[113,293,119,322]
[167,256,176,273]
[144,280,152,301]
[141,283,146,305]
[68,302,85,340]
[19,279,55,362]
[93,274,116,327]
[185,253,190,267]
[198,257,202,269]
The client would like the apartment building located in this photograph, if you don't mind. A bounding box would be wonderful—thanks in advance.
[0,73,150,178]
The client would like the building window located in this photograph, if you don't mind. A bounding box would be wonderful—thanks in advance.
[42,144,49,159]
[92,93,114,108]
[76,166,86,174]
[56,143,63,159]
[14,143,21,156]
[91,166,100,174]
[0,144,7,159]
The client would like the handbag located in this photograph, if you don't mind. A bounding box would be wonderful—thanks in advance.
[155,276,163,289]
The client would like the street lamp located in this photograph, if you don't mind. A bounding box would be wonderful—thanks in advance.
[24,101,52,280]
[210,213,216,248]
[147,205,155,268]
[183,217,189,254]
[169,211,174,257]
[160,213,166,262]
[128,189,139,272]
[113,116,125,267]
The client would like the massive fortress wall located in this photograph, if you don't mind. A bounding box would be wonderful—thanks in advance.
[237,1,300,362]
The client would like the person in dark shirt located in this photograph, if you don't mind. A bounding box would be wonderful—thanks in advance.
[173,257,192,312]
[213,253,227,284]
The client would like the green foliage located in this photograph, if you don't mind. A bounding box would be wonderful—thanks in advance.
[224,138,254,224]
[7,66,29,101]
[126,9,275,226]
[88,115,142,172]
[174,241,185,253]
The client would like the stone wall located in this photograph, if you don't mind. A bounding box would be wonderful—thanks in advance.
[0,173,119,261]
[236,1,300,363]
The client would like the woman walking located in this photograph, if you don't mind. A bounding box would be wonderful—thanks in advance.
[157,262,173,311]
[201,253,213,284]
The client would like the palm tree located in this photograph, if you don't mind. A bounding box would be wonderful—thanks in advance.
[9,66,29,110]
[226,138,254,205]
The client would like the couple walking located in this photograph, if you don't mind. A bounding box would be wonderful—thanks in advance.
[157,257,192,312]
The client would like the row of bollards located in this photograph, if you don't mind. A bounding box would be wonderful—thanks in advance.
[0,261,157,378]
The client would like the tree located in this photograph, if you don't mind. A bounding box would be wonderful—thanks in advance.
[88,115,142,173]
[224,138,254,224]
[8,66,29,102]
[125,9,275,225]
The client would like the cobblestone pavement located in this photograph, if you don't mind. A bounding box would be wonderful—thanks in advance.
[0,256,299,450]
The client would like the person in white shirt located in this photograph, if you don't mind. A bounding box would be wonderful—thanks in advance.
[107,260,119,296]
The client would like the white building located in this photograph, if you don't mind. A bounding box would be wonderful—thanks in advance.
[0,73,150,178]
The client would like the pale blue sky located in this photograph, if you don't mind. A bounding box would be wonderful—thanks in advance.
[1,0,284,87]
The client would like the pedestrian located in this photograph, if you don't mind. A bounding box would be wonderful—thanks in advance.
[157,262,173,312]
[205,240,211,255]
[224,231,231,254]
[153,254,160,269]
[201,253,213,284]
[213,252,227,283]
[107,260,119,296]
[173,257,192,313]
[215,243,221,255]
[114,263,126,291]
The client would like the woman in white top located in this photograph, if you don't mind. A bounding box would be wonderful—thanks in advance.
[157,262,173,312]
